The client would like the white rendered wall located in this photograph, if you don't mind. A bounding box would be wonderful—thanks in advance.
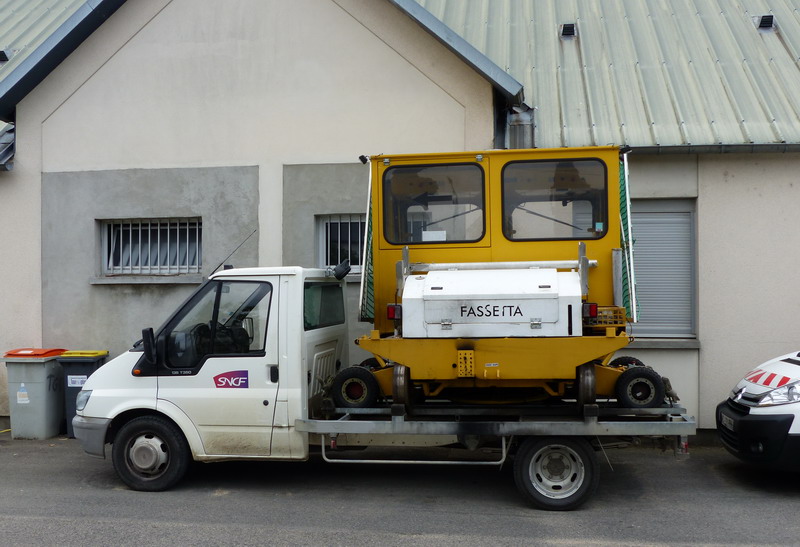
[0,0,494,417]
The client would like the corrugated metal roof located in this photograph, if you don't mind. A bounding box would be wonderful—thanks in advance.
[414,0,800,149]
[0,0,87,85]
[0,0,126,122]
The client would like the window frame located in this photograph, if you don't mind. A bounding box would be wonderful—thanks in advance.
[303,281,346,331]
[381,162,486,245]
[159,279,273,373]
[101,217,202,276]
[317,213,366,274]
[630,199,697,339]
[500,158,609,242]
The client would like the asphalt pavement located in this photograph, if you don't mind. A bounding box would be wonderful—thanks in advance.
[1,430,799,546]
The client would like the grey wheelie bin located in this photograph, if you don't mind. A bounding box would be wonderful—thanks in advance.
[4,348,66,439]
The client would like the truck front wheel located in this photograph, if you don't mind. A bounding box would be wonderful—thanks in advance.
[513,437,598,511]
[112,416,190,491]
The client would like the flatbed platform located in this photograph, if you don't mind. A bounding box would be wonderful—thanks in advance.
[296,403,696,437]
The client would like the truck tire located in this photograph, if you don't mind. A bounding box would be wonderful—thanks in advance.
[111,416,190,492]
[513,437,598,511]
[609,356,646,368]
[615,366,665,408]
[331,366,381,408]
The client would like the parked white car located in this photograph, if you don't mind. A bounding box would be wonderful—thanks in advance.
[717,351,800,469]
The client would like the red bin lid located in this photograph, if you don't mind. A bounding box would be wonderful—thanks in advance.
[4,348,67,358]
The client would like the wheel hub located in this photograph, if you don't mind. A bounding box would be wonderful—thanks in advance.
[129,433,168,474]
[530,444,585,499]
[628,379,655,404]
[343,379,367,403]
[541,453,568,480]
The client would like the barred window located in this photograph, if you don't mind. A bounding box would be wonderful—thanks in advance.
[103,218,202,275]
[318,214,366,273]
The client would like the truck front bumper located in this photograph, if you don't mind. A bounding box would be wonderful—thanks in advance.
[72,415,111,458]
[716,399,800,470]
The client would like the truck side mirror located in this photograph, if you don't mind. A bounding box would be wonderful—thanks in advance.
[142,328,157,365]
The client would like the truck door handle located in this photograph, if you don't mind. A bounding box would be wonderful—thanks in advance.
[269,365,279,383]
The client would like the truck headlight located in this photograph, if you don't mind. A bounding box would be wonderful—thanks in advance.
[757,382,800,406]
[75,390,92,412]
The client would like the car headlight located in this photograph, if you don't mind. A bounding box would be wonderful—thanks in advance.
[75,390,92,412]
[757,382,800,406]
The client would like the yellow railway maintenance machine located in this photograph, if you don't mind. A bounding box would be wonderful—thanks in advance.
[332,146,666,411]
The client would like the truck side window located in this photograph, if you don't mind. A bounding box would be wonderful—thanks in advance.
[383,163,485,244]
[304,282,345,330]
[502,159,607,241]
[165,281,272,368]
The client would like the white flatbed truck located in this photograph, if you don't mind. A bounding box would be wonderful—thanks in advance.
[73,266,695,511]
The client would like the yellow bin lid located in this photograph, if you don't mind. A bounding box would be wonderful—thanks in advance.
[60,350,109,358]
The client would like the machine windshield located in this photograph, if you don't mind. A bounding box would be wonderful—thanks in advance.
[502,159,607,240]
[382,163,484,244]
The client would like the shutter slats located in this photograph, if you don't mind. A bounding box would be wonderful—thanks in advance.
[631,209,695,337]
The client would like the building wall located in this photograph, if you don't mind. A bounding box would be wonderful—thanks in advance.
[697,154,800,426]
[282,163,373,365]
[628,152,800,428]
[0,0,494,417]
[41,166,259,357]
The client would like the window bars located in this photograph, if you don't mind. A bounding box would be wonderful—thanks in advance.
[320,214,366,272]
[104,218,202,275]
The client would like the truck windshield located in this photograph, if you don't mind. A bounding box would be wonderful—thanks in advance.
[502,159,607,240]
[382,163,484,244]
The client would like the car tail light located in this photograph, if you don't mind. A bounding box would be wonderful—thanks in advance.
[582,303,598,318]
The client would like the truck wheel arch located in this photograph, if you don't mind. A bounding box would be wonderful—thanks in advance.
[107,404,204,459]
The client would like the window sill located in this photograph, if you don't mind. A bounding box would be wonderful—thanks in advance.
[90,275,205,285]
[628,338,700,350]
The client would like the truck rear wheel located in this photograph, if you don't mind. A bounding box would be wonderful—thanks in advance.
[331,366,381,408]
[513,437,598,511]
[111,416,190,492]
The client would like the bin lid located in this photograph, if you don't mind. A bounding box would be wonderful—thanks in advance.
[4,348,66,358]
[59,350,109,358]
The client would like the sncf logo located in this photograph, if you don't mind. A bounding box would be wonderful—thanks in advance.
[214,370,249,388]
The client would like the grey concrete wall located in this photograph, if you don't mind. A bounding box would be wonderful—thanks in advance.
[41,166,259,358]
[283,163,372,365]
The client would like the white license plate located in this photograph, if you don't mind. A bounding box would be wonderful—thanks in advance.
[720,412,735,431]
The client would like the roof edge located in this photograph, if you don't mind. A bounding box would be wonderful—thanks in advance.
[387,0,525,107]
[0,0,127,123]
[630,143,800,155]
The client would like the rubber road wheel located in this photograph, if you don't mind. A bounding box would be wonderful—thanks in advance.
[513,437,598,511]
[615,366,666,408]
[609,356,646,368]
[112,416,190,491]
[331,366,381,408]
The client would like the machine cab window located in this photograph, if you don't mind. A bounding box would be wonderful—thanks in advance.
[502,159,607,241]
[382,163,485,244]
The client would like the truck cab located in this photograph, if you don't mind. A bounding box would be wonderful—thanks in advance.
[73,267,349,490]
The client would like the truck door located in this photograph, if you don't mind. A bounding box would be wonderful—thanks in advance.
[155,279,278,456]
